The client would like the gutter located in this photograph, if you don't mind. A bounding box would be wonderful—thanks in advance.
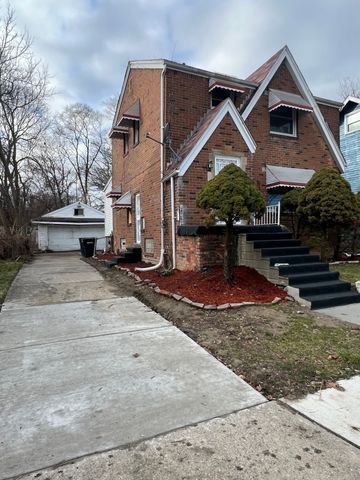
[136,65,166,272]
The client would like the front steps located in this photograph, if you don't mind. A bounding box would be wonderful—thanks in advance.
[237,226,360,309]
[105,245,142,268]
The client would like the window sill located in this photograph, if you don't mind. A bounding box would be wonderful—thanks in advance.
[270,131,298,139]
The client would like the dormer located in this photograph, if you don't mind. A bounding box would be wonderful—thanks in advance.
[209,78,245,108]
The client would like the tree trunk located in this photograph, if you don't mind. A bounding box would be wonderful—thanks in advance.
[224,221,235,283]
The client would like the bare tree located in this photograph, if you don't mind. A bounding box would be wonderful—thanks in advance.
[0,7,51,234]
[339,76,360,101]
[30,131,75,209]
[56,103,110,204]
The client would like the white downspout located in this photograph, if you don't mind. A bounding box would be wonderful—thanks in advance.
[136,65,166,272]
[170,175,176,269]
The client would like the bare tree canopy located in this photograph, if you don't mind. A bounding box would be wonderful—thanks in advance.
[0,6,51,234]
[56,103,111,205]
[339,76,360,101]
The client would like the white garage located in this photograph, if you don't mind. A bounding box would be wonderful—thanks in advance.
[32,202,105,252]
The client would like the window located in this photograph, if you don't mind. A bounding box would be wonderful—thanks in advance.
[74,208,84,216]
[133,120,139,146]
[123,133,129,155]
[211,88,235,108]
[345,110,360,134]
[145,238,154,255]
[214,155,241,175]
[127,209,132,226]
[270,107,296,137]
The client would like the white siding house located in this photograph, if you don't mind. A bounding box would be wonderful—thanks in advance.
[103,178,113,237]
[32,202,105,252]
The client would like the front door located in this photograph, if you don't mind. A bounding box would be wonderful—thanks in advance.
[135,193,141,244]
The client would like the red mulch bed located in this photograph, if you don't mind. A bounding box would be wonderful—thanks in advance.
[95,253,114,261]
[117,262,287,305]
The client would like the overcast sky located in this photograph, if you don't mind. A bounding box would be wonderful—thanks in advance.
[8,0,360,114]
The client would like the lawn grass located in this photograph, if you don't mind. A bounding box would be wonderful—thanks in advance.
[0,260,23,304]
[330,263,360,286]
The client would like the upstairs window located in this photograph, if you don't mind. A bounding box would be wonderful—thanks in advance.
[133,120,139,146]
[345,110,360,134]
[123,133,129,155]
[211,88,235,108]
[270,107,297,137]
[74,207,84,216]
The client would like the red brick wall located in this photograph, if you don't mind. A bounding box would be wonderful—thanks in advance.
[165,68,252,153]
[176,113,253,226]
[176,234,225,270]
[318,103,340,145]
[246,60,339,192]
[112,68,162,259]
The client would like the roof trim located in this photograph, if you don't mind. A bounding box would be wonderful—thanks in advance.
[340,95,360,112]
[32,221,104,225]
[242,46,346,172]
[315,96,342,108]
[112,59,258,126]
[178,98,256,177]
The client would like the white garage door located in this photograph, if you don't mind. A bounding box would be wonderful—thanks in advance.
[47,225,105,252]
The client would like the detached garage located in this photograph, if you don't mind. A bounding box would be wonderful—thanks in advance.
[32,202,105,252]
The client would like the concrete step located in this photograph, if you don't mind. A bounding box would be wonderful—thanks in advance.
[269,254,320,266]
[246,232,293,241]
[261,246,309,257]
[293,280,351,297]
[253,239,301,249]
[288,271,339,285]
[304,291,360,309]
[278,262,329,275]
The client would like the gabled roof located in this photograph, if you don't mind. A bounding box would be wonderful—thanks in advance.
[165,98,256,178]
[242,46,346,172]
[340,95,360,112]
[246,46,286,84]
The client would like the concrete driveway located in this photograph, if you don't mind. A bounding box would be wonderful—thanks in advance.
[0,253,265,480]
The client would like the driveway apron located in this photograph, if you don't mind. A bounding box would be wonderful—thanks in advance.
[0,253,265,479]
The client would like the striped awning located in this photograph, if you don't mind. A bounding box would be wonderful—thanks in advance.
[269,89,313,113]
[266,165,315,189]
[108,126,129,139]
[106,184,122,198]
[209,78,245,93]
[112,191,131,208]
[119,99,140,127]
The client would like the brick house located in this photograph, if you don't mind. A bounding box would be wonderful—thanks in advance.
[109,46,345,270]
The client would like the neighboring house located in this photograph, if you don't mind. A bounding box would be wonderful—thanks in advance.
[340,96,360,193]
[103,177,122,251]
[32,202,105,252]
[110,46,344,270]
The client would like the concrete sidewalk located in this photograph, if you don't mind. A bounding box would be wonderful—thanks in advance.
[0,254,265,479]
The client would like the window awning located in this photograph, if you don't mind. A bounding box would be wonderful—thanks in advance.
[112,191,131,208]
[209,78,245,94]
[266,165,315,189]
[108,126,129,139]
[268,89,313,113]
[106,184,122,198]
[118,99,140,127]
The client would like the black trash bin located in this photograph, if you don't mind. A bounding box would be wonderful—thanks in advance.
[79,237,96,257]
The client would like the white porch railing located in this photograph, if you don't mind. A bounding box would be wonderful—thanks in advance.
[254,202,281,225]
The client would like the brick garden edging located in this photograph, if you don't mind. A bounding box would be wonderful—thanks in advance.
[115,265,283,310]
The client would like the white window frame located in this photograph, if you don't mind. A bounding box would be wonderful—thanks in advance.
[270,108,297,138]
[135,193,141,244]
[214,154,242,176]
[345,110,360,135]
